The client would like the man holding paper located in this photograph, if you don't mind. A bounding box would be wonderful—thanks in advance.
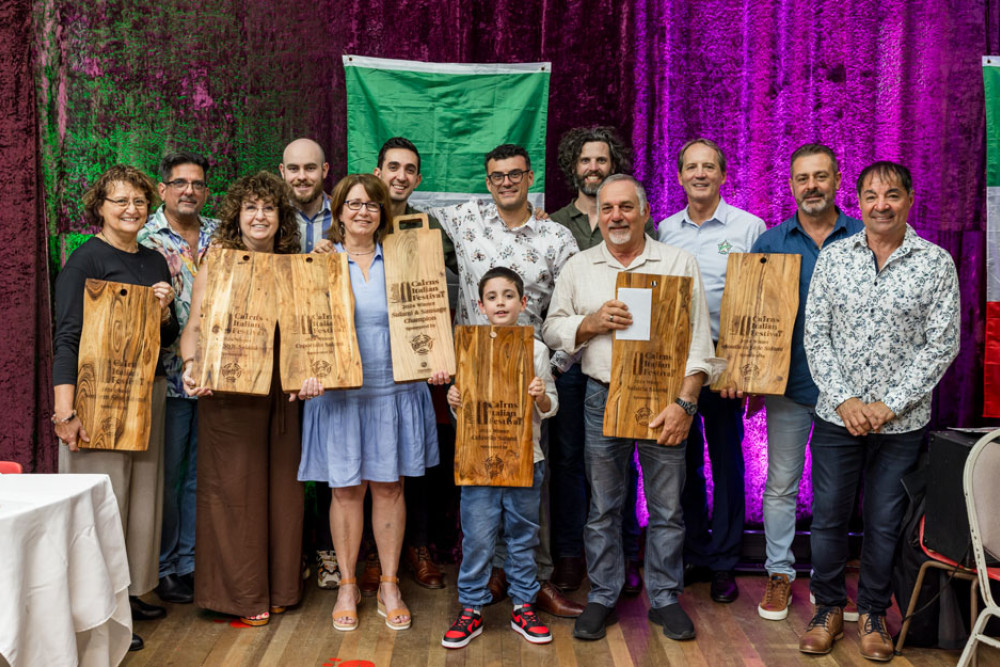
[543,174,722,642]
[657,138,766,604]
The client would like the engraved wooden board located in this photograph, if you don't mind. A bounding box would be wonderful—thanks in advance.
[193,249,276,395]
[383,213,456,382]
[273,253,363,392]
[76,279,159,451]
[710,253,801,395]
[454,325,534,487]
[604,273,692,440]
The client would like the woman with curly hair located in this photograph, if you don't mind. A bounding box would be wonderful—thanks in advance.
[179,171,317,626]
[52,165,177,653]
[299,174,440,632]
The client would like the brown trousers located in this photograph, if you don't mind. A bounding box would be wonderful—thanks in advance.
[194,377,304,617]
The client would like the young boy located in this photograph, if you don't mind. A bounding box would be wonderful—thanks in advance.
[437,267,559,648]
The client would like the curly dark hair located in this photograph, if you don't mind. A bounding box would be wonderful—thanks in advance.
[212,171,301,254]
[557,126,632,188]
[325,174,393,246]
[81,165,159,227]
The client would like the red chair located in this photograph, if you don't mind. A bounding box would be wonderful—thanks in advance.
[0,461,23,474]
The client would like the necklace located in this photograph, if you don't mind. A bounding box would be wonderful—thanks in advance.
[97,231,138,253]
[345,246,376,256]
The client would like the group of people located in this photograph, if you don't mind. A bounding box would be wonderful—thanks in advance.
[50,126,960,663]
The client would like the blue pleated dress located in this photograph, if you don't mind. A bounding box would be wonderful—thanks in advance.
[298,245,439,488]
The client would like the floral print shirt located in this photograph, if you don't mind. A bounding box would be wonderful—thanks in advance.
[138,207,219,398]
[804,225,960,433]
[428,199,579,330]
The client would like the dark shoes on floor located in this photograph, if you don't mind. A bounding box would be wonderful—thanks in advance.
[550,556,587,592]
[156,573,194,604]
[573,602,617,640]
[710,570,739,603]
[536,580,585,618]
[683,563,713,586]
[487,567,508,604]
[129,596,166,621]
[360,551,382,596]
[623,560,643,596]
[129,633,144,651]
[649,603,696,640]
[406,545,445,589]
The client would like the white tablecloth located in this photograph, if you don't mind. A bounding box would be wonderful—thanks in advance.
[0,474,132,667]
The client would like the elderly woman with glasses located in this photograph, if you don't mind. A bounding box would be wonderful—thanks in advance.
[52,164,178,653]
[299,174,440,633]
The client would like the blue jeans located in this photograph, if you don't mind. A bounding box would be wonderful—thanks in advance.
[584,380,686,608]
[762,395,814,579]
[459,462,544,607]
[809,418,924,615]
[549,363,588,559]
[160,397,198,577]
[681,386,745,571]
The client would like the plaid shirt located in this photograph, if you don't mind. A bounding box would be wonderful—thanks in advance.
[296,193,333,253]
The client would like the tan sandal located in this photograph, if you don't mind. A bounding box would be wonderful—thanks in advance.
[332,578,362,632]
[239,611,269,626]
[377,575,411,631]
[269,605,286,615]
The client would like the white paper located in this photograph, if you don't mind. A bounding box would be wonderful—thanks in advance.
[616,287,652,341]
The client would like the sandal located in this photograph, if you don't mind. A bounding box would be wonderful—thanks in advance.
[269,605,286,615]
[332,578,362,632]
[377,575,411,631]
[239,611,270,626]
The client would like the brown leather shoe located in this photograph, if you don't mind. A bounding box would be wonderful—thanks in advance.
[858,613,894,662]
[359,551,381,596]
[535,580,585,618]
[550,556,586,592]
[799,606,844,654]
[487,567,508,604]
[406,546,445,589]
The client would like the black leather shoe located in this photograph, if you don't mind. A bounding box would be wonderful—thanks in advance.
[180,572,194,590]
[130,595,166,621]
[129,633,144,651]
[156,573,194,604]
[573,602,617,640]
[710,570,739,603]
[683,563,712,586]
[623,560,643,596]
[649,603,696,640]
[550,556,586,592]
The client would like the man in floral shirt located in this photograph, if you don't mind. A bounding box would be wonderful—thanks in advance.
[801,161,960,661]
[138,150,218,604]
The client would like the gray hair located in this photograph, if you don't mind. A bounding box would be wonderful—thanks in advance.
[597,173,648,216]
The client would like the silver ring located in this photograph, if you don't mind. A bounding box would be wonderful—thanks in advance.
[609,314,614,322]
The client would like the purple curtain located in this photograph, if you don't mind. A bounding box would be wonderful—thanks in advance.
[2,0,996,472]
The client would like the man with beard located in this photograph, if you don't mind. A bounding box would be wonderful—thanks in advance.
[748,144,863,623]
[280,138,331,252]
[430,144,583,619]
[547,127,655,594]
[139,150,218,606]
[657,139,765,605]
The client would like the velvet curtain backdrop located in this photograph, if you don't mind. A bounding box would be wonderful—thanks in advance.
[2,0,995,471]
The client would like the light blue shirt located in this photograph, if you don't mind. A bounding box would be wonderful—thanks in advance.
[657,197,766,339]
[296,193,333,253]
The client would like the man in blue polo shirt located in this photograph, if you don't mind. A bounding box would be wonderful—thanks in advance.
[659,139,765,604]
[750,143,863,622]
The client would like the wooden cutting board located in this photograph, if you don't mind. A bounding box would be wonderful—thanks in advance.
[454,325,534,487]
[193,248,276,395]
[383,213,456,382]
[604,272,692,440]
[273,253,363,392]
[76,279,159,450]
[710,253,800,395]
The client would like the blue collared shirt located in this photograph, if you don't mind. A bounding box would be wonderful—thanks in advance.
[751,209,864,405]
[296,193,333,253]
[658,197,766,339]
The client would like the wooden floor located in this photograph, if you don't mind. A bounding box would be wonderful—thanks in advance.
[125,566,999,666]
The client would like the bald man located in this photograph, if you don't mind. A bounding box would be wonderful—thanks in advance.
[280,138,332,252]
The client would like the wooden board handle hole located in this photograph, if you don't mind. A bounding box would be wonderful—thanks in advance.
[760,256,767,264]
[119,288,127,296]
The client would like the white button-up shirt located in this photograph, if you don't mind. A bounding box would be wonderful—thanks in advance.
[804,225,960,433]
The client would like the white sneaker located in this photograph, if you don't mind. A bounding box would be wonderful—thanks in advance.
[317,550,341,589]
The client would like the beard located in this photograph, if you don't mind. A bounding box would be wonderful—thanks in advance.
[606,228,633,245]
[290,180,323,206]
[797,190,834,216]
[573,170,607,197]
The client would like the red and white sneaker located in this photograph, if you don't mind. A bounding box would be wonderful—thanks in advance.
[511,603,552,644]
[442,607,483,649]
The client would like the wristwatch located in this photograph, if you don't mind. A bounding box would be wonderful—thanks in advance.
[674,397,698,416]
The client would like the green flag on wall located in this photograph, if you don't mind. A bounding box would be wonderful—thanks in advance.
[343,55,551,210]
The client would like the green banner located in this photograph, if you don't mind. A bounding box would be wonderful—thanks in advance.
[343,56,550,207]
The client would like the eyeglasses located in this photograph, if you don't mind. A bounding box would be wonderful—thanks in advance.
[105,198,149,208]
[487,169,529,185]
[345,200,381,212]
[165,179,207,192]
[242,203,277,215]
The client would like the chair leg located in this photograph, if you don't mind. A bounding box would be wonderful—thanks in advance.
[895,560,934,655]
[957,609,992,667]
[970,580,980,667]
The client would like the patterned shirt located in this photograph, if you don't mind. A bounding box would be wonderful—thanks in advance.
[296,193,333,253]
[138,206,219,398]
[804,225,960,433]
[427,199,579,329]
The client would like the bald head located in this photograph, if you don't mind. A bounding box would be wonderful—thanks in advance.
[279,138,329,211]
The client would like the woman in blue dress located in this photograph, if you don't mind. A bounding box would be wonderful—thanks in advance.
[299,174,439,632]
